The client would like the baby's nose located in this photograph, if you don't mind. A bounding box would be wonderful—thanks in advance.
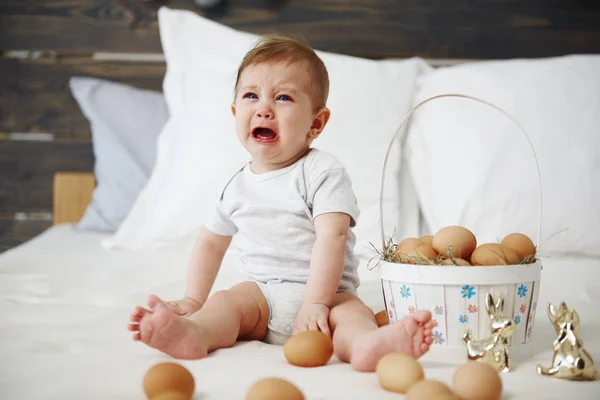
[256,108,274,119]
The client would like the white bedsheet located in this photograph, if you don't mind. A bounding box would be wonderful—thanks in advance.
[0,225,599,399]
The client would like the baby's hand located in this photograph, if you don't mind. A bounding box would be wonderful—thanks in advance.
[293,302,331,337]
[165,297,202,317]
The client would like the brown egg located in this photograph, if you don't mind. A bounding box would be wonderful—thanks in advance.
[428,394,461,400]
[453,361,502,400]
[283,331,333,367]
[470,243,519,266]
[375,310,389,327]
[441,258,472,266]
[432,226,477,259]
[406,379,453,399]
[143,362,195,400]
[151,392,190,400]
[419,235,434,246]
[501,233,536,259]
[245,377,305,400]
[376,352,424,394]
[395,238,421,256]
[414,244,439,261]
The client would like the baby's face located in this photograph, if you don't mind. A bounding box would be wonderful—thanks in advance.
[232,61,328,172]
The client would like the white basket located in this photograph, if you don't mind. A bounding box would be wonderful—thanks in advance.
[376,94,543,364]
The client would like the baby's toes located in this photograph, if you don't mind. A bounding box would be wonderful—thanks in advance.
[130,306,149,321]
[147,294,164,310]
[128,323,139,332]
[412,310,432,325]
[424,333,433,345]
[415,333,433,357]
[423,326,433,338]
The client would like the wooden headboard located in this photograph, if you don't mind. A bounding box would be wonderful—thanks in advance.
[1,0,600,251]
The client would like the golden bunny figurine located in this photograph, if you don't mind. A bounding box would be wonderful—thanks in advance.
[463,292,514,372]
[536,302,597,381]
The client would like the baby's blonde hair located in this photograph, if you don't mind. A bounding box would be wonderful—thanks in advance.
[234,34,329,110]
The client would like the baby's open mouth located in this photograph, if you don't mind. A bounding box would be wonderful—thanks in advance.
[252,127,278,143]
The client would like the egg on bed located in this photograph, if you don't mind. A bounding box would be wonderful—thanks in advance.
[375,309,389,327]
[245,378,304,400]
[376,352,424,393]
[406,379,454,399]
[452,361,502,400]
[143,362,195,400]
[151,391,190,400]
[284,331,333,367]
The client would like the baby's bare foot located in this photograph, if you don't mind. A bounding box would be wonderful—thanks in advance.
[128,294,208,360]
[350,310,434,372]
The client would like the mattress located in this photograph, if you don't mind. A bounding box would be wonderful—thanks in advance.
[1,225,599,399]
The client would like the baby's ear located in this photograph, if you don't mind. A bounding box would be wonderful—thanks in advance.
[308,107,331,139]
[231,105,236,117]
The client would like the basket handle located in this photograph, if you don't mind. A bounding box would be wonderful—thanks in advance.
[379,93,542,251]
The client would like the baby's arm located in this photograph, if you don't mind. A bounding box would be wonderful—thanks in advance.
[185,226,232,303]
[167,226,232,316]
[294,212,351,335]
[305,212,350,305]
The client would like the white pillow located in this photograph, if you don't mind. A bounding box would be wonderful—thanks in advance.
[70,77,169,232]
[104,7,429,268]
[404,55,600,257]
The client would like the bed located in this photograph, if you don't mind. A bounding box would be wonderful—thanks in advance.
[2,1,600,399]
[1,224,599,399]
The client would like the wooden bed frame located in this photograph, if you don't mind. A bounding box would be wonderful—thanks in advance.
[1,0,600,251]
[53,172,96,225]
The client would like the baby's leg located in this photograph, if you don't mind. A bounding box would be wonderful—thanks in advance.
[128,281,269,359]
[329,293,434,372]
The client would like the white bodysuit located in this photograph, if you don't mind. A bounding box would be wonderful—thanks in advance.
[205,148,360,344]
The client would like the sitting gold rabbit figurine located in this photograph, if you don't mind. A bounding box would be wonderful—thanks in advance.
[536,302,597,381]
[463,292,514,372]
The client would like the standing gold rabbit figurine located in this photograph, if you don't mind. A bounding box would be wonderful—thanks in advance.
[536,302,597,381]
[463,292,514,372]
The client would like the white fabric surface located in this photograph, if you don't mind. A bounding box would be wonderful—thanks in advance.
[104,7,430,252]
[405,55,600,256]
[69,77,169,232]
[1,226,599,399]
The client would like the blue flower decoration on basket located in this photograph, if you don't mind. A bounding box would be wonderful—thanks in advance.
[514,315,521,325]
[432,331,445,345]
[517,284,528,298]
[459,314,469,323]
[400,285,411,298]
[461,285,476,299]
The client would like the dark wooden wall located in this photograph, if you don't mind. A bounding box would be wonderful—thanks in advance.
[1,0,600,252]
[2,0,600,59]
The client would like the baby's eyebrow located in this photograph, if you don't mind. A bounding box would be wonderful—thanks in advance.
[277,87,298,93]
[240,85,259,92]
[278,87,309,98]
[238,84,304,96]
